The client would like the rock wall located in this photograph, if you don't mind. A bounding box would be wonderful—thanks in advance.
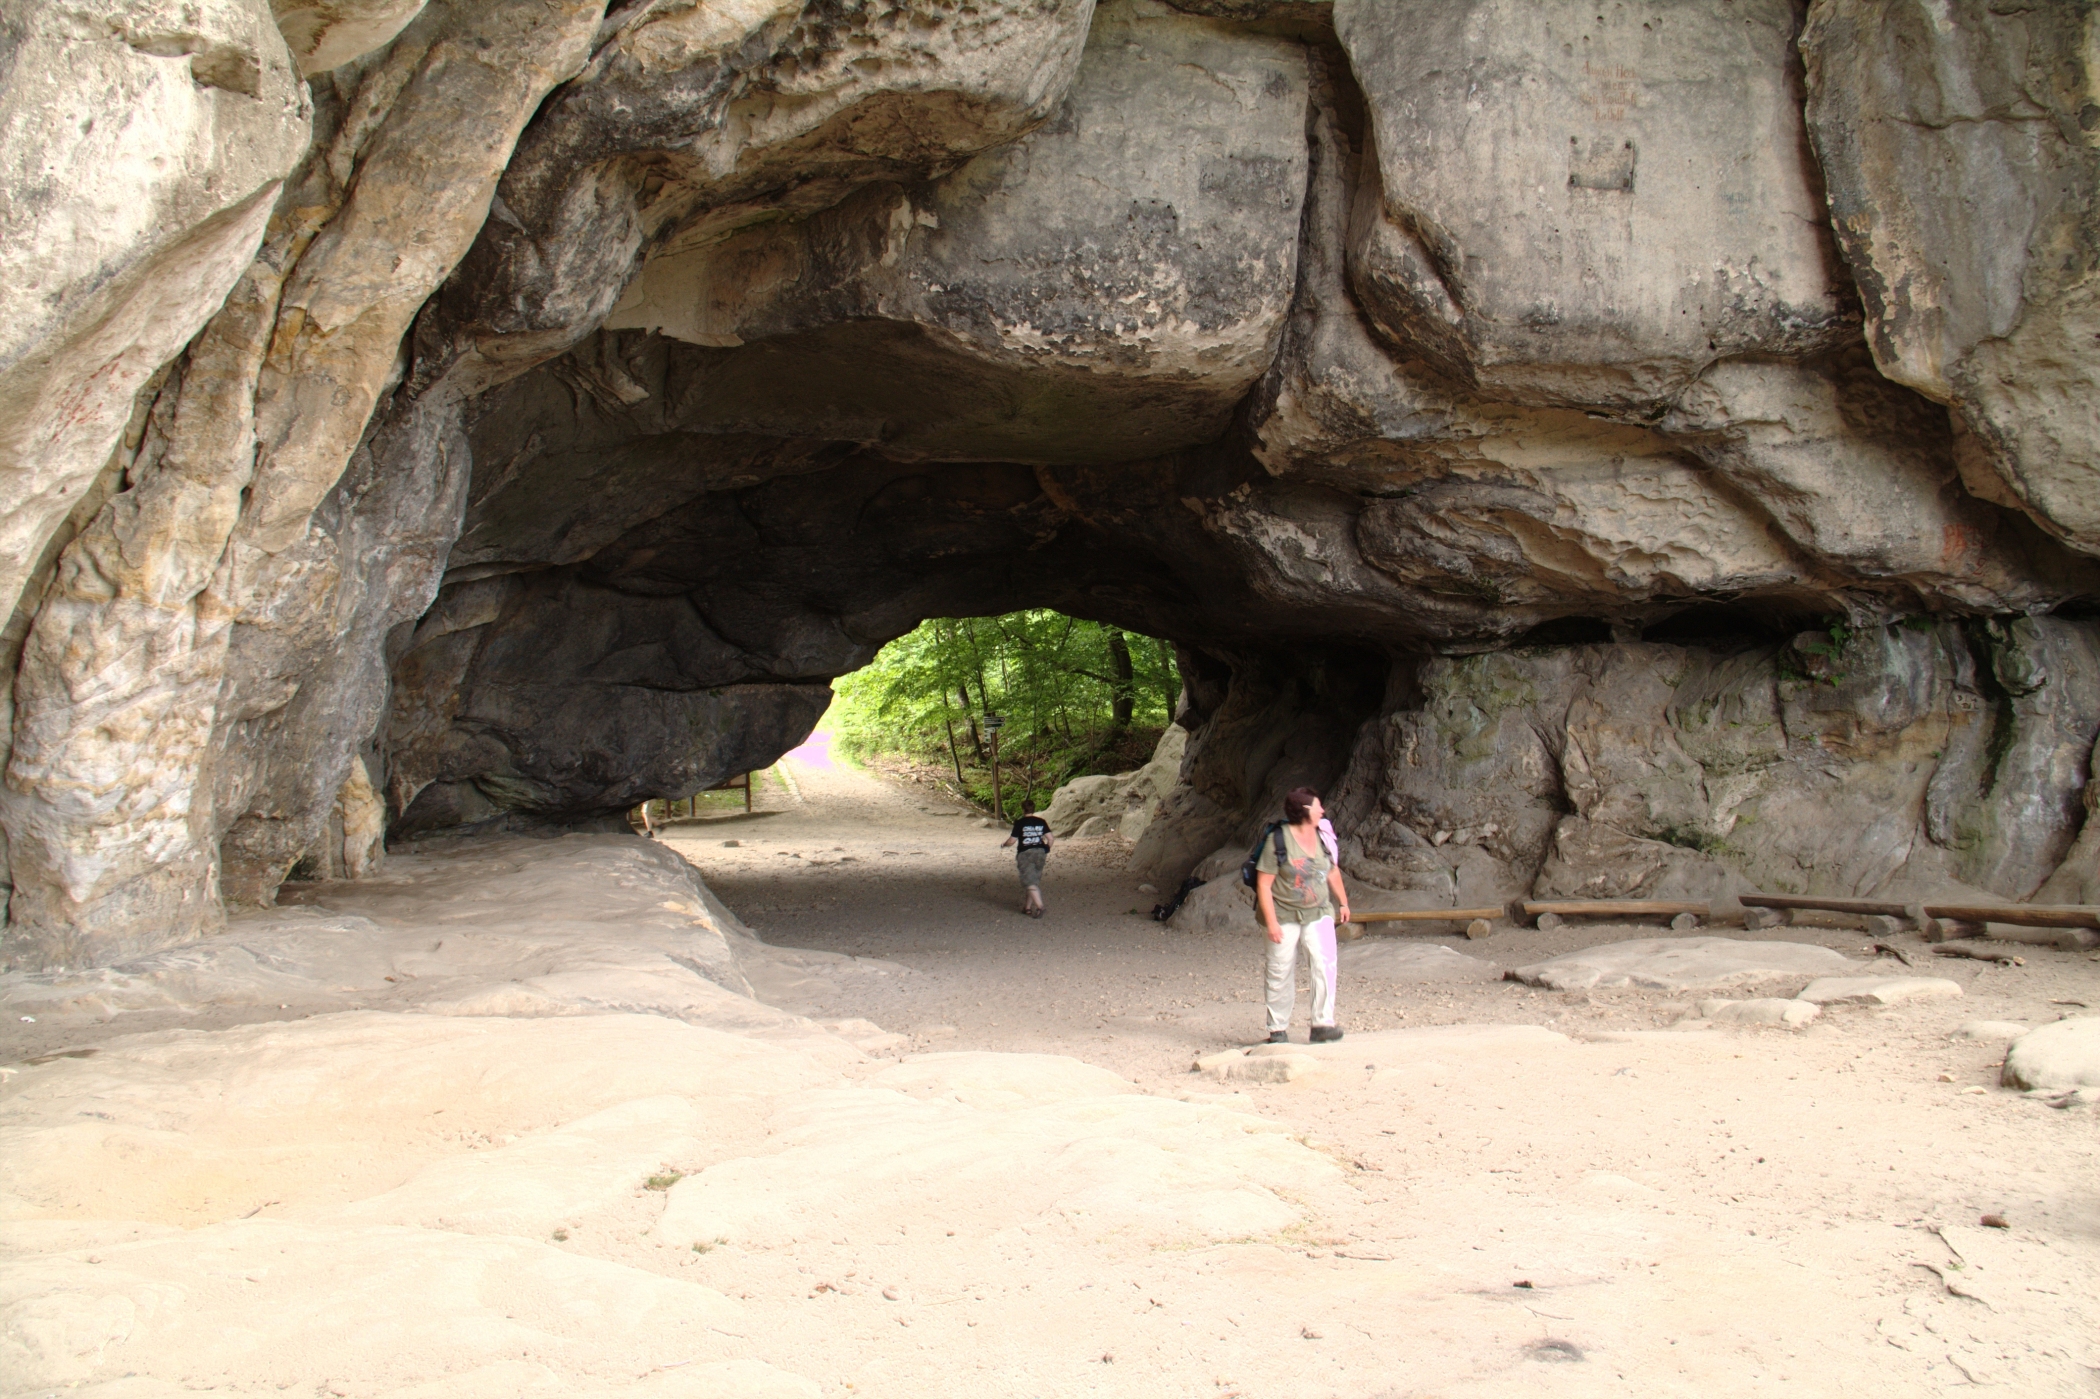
[1043,725,1188,841]
[1,0,2096,968]
[1802,0,2100,557]
[1329,617,2100,913]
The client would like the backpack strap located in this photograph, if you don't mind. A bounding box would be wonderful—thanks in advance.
[1272,823,1287,864]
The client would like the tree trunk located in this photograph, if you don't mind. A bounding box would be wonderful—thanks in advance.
[1152,635,1178,716]
[959,682,985,760]
[1107,626,1135,731]
[942,705,967,790]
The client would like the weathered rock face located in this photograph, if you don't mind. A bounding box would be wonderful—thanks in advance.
[1250,28,2091,637]
[1334,0,1849,409]
[2,0,2097,969]
[0,0,606,967]
[269,0,427,74]
[0,0,310,665]
[602,0,1309,463]
[1043,725,1187,840]
[1802,0,2100,558]
[1330,617,2100,909]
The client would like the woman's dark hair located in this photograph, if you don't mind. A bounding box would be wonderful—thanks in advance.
[1282,786,1321,824]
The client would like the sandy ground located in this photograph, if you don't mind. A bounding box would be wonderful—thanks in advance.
[0,735,2095,1397]
[665,739,2100,1394]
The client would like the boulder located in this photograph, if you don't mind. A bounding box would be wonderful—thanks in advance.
[1044,774,1126,837]
[1169,877,1258,936]
[2001,1018,2100,1093]
[1043,725,1188,839]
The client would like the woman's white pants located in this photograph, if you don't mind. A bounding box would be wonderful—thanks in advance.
[1265,914,1337,1033]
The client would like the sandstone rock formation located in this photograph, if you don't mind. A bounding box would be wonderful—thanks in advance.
[0,0,310,724]
[1803,0,2100,557]
[1043,724,1187,840]
[1329,617,2100,912]
[2,0,2097,969]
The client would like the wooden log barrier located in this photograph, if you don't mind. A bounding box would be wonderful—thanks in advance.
[1739,892,1920,936]
[1349,908,1502,940]
[1522,899,1709,919]
[1740,893,1911,918]
[1736,892,2100,946]
[1520,899,1708,931]
[1916,902,2100,949]
[1919,902,2100,931]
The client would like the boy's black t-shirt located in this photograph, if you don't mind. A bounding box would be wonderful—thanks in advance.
[1011,815,1051,851]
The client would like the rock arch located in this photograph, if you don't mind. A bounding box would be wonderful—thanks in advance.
[3,0,2098,970]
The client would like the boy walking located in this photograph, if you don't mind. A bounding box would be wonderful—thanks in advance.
[1001,810,1054,918]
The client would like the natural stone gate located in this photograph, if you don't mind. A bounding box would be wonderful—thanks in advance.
[3,0,2098,971]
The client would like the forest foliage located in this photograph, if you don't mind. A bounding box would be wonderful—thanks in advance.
[832,612,1180,815]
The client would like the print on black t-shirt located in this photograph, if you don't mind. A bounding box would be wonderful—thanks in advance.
[1011,815,1050,850]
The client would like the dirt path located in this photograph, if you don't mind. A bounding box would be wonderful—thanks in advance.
[656,735,2100,1394]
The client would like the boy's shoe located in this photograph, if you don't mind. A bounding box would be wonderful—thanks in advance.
[1310,1025,1343,1043]
[1266,1030,1289,1044]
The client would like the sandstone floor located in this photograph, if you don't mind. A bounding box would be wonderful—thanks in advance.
[3,741,2097,1398]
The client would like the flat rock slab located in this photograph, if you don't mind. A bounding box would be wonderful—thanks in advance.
[2002,1017,2100,1092]
[1196,1050,1323,1084]
[1340,941,1500,983]
[1258,1024,1568,1061]
[1798,976,1963,1006]
[1697,997,1821,1028]
[1196,1024,1567,1083]
[1953,1020,2031,1044]
[1511,937,1854,992]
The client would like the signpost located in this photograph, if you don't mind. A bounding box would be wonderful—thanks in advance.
[985,713,1006,823]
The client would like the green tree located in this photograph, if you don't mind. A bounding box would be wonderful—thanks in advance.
[832,612,1180,814]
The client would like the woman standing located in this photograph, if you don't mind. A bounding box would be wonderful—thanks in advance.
[1253,786,1350,1043]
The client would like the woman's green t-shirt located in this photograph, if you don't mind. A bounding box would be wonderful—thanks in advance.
[1254,825,1334,920]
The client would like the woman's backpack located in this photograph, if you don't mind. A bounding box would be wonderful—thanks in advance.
[1240,818,1340,888]
[1240,824,1288,888]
